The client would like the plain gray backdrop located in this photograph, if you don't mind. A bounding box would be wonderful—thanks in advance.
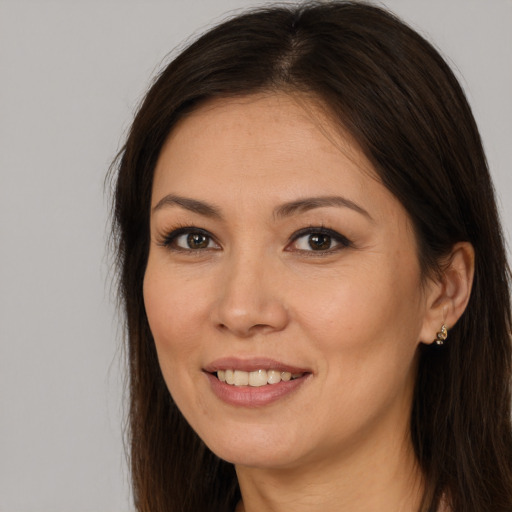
[0,1,510,511]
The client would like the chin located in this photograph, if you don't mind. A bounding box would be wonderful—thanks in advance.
[198,423,304,469]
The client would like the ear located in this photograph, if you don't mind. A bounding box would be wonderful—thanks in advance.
[419,242,475,345]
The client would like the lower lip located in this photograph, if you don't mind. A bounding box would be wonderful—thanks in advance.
[205,372,310,407]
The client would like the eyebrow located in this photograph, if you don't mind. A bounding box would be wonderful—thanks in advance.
[274,196,372,221]
[152,194,372,221]
[152,194,223,219]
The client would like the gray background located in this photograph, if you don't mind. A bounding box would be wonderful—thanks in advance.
[0,1,510,511]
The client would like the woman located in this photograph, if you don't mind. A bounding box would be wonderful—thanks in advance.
[110,2,512,511]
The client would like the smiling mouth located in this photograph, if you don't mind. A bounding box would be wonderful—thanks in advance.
[215,369,306,387]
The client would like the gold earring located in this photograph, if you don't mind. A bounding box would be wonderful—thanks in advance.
[434,324,448,345]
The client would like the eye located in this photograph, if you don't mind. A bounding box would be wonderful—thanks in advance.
[288,227,351,253]
[177,232,212,250]
[160,227,220,251]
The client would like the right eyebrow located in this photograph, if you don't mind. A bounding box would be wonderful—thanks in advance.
[152,194,223,219]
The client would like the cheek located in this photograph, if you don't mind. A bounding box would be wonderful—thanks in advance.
[143,263,205,370]
[294,260,423,348]
[292,264,422,438]
[143,263,213,419]
[291,253,424,413]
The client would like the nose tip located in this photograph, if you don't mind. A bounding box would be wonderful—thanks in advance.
[211,262,289,338]
[215,305,289,338]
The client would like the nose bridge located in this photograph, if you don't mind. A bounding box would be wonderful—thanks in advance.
[213,244,288,337]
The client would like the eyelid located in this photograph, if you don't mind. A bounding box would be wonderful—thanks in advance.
[286,226,352,252]
[157,226,221,251]
[157,224,351,253]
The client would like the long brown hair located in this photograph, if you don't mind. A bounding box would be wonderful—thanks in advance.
[110,2,512,511]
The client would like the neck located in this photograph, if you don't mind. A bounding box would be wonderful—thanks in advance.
[235,426,423,512]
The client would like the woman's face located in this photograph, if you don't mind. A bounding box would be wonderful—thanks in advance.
[144,93,432,469]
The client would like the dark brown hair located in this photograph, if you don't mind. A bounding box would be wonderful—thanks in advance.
[110,2,512,511]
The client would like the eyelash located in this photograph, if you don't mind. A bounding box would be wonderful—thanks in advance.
[158,226,219,252]
[157,225,352,255]
[288,226,352,254]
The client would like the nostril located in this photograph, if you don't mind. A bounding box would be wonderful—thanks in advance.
[211,293,290,336]
[214,320,278,338]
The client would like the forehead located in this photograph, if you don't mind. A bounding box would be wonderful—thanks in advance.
[153,93,379,201]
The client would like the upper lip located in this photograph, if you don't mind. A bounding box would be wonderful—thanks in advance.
[203,357,311,374]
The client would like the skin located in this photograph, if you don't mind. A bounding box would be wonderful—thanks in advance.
[143,93,473,512]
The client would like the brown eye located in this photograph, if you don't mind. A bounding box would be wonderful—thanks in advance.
[162,228,220,251]
[308,234,332,250]
[186,232,210,249]
[288,227,351,253]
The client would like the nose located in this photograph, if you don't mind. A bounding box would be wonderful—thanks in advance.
[211,252,289,338]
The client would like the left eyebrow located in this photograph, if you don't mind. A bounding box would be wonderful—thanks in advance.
[273,196,373,221]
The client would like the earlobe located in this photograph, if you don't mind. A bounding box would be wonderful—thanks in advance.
[419,242,475,345]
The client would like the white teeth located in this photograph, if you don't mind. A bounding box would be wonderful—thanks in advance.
[234,370,249,386]
[267,370,281,384]
[216,369,304,386]
[225,369,235,385]
[249,369,268,387]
